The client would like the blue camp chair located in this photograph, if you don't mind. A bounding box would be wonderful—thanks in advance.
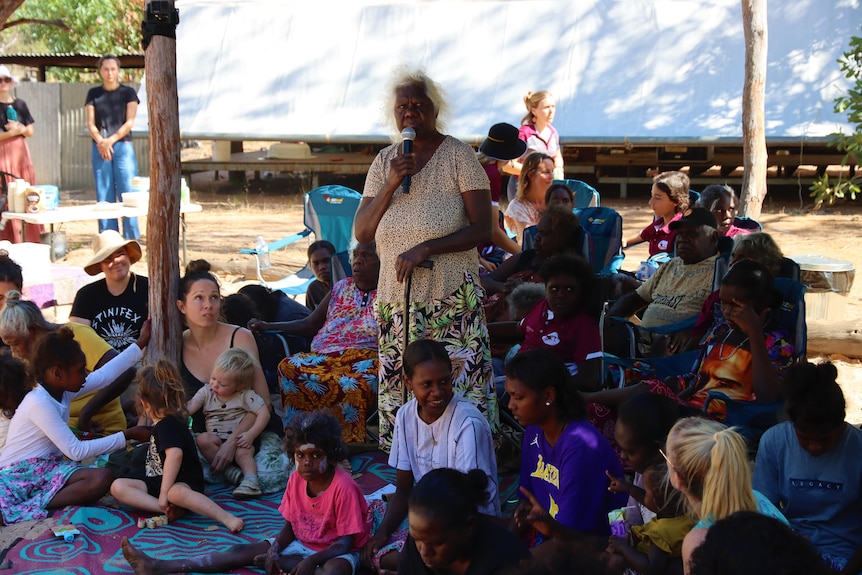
[240,185,362,296]
[520,224,592,263]
[329,250,353,285]
[688,189,701,207]
[606,276,807,389]
[731,216,762,233]
[713,253,801,289]
[552,179,600,208]
[575,206,624,275]
[702,279,806,452]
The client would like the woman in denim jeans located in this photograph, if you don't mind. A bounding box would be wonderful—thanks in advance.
[85,55,140,239]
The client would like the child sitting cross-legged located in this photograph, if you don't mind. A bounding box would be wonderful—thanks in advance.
[121,409,369,575]
[110,359,244,532]
[605,461,694,575]
[186,347,270,499]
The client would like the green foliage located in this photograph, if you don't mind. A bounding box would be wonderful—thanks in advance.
[811,33,862,208]
[12,0,144,81]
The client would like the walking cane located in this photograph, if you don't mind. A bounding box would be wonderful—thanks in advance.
[402,259,434,405]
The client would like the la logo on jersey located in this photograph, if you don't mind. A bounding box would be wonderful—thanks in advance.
[530,454,560,489]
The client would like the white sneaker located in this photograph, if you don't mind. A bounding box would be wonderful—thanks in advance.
[233,477,262,499]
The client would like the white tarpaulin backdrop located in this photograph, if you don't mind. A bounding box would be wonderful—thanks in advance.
[135,0,862,143]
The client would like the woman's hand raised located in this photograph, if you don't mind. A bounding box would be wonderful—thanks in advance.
[387,150,415,190]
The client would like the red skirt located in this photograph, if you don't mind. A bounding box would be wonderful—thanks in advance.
[0,136,42,243]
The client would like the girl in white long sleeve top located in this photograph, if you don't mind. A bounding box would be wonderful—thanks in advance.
[0,322,151,524]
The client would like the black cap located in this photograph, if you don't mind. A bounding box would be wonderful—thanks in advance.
[669,207,717,230]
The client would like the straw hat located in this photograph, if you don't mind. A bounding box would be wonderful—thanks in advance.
[479,123,527,161]
[84,230,142,275]
[0,65,20,87]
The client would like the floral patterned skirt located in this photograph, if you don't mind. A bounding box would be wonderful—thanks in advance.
[376,273,497,452]
[278,348,378,444]
[0,454,80,524]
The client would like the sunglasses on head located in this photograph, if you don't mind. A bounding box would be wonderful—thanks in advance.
[0,78,13,84]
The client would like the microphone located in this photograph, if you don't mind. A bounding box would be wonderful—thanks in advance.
[401,127,415,194]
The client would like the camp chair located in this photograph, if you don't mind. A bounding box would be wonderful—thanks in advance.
[575,206,624,275]
[328,249,353,285]
[717,217,764,253]
[688,189,701,207]
[552,179,600,208]
[605,276,807,390]
[254,330,299,394]
[732,216,762,232]
[713,253,802,289]
[703,390,783,455]
[700,279,806,452]
[520,224,592,263]
[240,185,362,296]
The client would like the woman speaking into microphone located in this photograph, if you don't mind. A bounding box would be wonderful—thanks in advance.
[354,67,497,452]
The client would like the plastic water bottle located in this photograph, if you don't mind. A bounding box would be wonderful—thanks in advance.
[5,106,16,123]
[256,236,271,269]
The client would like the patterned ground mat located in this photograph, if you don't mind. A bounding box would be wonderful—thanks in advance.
[0,450,519,574]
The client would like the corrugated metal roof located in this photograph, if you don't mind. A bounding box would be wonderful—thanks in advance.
[0,53,144,68]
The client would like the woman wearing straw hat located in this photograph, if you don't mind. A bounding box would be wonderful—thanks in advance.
[70,230,149,351]
[0,64,41,244]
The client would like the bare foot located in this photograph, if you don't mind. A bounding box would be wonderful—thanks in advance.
[265,540,283,575]
[122,537,163,575]
[165,504,187,523]
[223,514,244,533]
[253,553,268,570]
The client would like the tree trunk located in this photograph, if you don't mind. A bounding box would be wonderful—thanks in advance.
[0,0,25,27]
[739,0,768,219]
[144,0,182,364]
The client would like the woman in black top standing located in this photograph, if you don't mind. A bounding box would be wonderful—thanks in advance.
[85,55,141,239]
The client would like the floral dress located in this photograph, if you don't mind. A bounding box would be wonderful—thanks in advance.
[278,278,378,443]
[364,136,497,452]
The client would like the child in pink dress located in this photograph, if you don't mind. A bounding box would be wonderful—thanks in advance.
[120,410,369,575]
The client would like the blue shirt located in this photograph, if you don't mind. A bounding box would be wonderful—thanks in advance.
[754,421,862,562]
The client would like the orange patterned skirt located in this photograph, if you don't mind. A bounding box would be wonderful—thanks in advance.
[278,348,377,443]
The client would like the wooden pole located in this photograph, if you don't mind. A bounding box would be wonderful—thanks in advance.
[144,0,182,363]
[739,0,768,219]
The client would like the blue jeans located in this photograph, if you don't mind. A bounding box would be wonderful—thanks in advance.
[92,141,140,238]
